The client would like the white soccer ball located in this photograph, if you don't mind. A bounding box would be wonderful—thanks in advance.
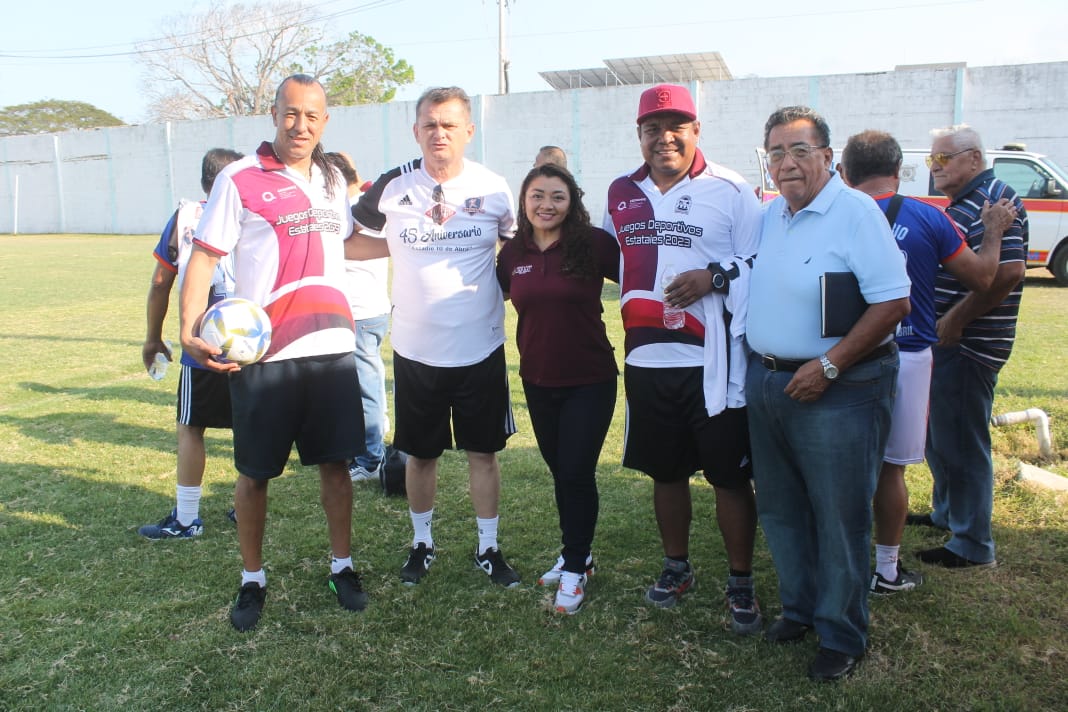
[198,297,272,365]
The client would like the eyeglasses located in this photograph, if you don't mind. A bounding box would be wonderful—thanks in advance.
[766,144,829,165]
[925,149,975,168]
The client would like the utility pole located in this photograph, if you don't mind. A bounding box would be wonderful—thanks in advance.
[498,0,510,94]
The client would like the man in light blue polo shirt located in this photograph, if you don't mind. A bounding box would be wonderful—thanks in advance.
[745,106,911,682]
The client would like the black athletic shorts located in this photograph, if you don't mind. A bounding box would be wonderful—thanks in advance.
[392,345,516,459]
[623,364,752,487]
[229,352,363,480]
[176,364,232,429]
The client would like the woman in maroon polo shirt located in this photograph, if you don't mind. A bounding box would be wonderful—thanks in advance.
[496,163,620,614]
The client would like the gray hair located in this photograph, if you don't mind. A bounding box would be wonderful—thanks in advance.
[930,124,985,154]
[415,86,472,120]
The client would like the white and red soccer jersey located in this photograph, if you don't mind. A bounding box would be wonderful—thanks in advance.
[353,158,516,367]
[603,150,761,368]
[194,142,355,362]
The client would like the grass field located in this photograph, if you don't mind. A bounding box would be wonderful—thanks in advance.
[1,235,1066,711]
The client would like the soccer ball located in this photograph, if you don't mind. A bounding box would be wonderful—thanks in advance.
[197,297,272,365]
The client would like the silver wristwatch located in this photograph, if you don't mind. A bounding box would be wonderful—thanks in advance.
[819,354,839,380]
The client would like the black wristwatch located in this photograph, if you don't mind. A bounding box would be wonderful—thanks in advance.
[706,262,729,292]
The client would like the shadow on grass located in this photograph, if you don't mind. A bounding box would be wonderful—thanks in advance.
[0,410,221,450]
[20,380,175,408]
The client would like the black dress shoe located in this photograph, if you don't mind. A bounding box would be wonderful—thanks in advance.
[808,647,861,682]
[916,546,996,569]
[765,617,812,643]
[905,512,948,530]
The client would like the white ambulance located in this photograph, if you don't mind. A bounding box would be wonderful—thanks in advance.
[756,144,1068,285]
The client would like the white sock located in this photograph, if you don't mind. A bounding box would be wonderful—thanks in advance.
[242,569,267,588]
[410,508,434,548]
[176,485,202,526]
[875,544,900,580]
[331,556,353,575]
[476,515,499,555]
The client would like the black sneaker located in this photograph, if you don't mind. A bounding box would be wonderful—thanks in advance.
[725,575,763,635]
[905,512,948,530]
[475,547,520,588]
[227,507,237,524]
[808,647,861,682]
[916,546,996,569]
[400,543,435,585]
[329,567,368,611]
[645,558,695,608]
[765,616,812,643]
[138,508,203,539]
[870,564,923,595]
[230,582,266,632]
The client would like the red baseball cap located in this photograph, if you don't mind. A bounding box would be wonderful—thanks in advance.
[636,84,697,124]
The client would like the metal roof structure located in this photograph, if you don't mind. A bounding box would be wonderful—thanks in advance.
[539,52,732,90]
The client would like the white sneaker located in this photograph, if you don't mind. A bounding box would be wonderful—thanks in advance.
[349,461,380,483]
[554,572,587,615]
[538,554,595,586]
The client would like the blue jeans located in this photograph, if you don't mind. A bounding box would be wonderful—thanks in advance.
[925,345,998,563]
[523,379,617,573]
[746,350,897,657]
[354,314,389,471]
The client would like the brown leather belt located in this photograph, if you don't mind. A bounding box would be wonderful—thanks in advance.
[757,342,898,373]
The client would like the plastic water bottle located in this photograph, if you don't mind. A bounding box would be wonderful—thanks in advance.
[662,267,685,330]
[148,340,172,380]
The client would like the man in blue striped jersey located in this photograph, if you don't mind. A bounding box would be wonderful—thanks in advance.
[912,124,1029,568]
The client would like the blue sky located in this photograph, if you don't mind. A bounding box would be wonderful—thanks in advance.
[2,0,1065,124]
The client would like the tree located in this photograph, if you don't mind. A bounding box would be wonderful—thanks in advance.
[0,100,124,137]
[137,1,414,122]
[311,31,413,106]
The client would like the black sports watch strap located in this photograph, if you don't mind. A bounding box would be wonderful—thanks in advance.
[706,261,740,293]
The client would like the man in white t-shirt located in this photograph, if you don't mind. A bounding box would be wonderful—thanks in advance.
[345,86,520,588]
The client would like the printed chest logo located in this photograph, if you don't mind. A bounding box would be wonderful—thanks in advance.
[617,197,648,211]
[260,185,301,203]
[675,195,691,214]
[399,194,412,206]
[463,197,486,215]
[514,264,533,275]
[427,202,456,225]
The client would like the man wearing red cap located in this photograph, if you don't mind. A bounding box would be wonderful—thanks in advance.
[602,83,763,634]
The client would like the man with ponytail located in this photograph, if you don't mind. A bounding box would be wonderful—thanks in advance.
[180,74,367,632]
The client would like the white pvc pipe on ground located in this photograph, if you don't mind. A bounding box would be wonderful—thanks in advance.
[991,408,1053,458]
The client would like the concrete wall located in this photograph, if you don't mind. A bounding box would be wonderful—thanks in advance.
[2,61,1066,235]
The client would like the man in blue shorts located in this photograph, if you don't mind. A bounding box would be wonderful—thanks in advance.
[840,130,1015,593]
[139,147,242,539]
[345,87,520,588]
[180,75,366,631]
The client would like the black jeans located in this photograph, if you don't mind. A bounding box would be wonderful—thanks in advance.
[523,379,617,573]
